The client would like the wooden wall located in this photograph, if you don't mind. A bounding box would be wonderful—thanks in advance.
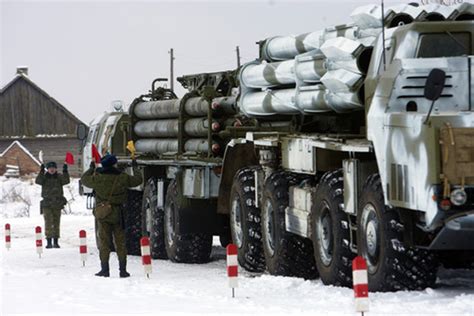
[0,77,81,137]
[0,75,87,177]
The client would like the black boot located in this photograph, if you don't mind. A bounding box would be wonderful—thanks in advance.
[45,238,53,249]
[53,238,60,248]
[95,261,110,277]
[119,260,130,278]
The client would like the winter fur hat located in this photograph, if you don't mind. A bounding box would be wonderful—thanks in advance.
[101,154,118,168]
[45,161,57,169]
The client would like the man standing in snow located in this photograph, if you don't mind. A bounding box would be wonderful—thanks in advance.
[35,161,70,249]
[80,154,142,278]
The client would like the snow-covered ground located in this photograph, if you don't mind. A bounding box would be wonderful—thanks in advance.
[1,177,474,316]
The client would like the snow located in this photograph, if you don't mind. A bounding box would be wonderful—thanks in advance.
[1,178,474,315]
[0,176,86,219]
[34,134,68,138]
[0,134,69,139]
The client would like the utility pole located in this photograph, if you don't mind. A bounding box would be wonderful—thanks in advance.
[169,48,175,92]
[236,46,241,68]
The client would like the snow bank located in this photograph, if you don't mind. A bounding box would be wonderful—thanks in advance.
[0,176,90,218]
[1,178,474,315]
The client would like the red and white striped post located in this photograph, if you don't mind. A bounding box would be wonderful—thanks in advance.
[226,244,238,298]
[35,226,43,258]
[352,256,369,315]
[5,223,11,250]
[140,237,152,278]
[79,230,87,266]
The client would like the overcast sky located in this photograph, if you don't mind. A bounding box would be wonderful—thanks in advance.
[3,0,408,123]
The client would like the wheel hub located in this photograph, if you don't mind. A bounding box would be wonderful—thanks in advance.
[317,203,333,267]
[366,221,377,256]
[145,198,152,234]
[361,203,380,273]
[230,198,244,248]
[165,202,176,248]
[263,200,275,257]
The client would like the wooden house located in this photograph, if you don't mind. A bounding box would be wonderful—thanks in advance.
[0,68,87,177]
[0,140,41,176]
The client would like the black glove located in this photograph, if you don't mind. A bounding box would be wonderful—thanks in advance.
[40,164,45,173]
[131,159,138,168]
[63,164,68,173]
[89,161,96,169]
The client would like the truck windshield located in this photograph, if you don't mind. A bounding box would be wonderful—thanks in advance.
[416,32,471,58]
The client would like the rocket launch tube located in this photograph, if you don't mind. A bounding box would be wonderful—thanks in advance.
[239,85,364,117]
[134,96,237,119]
[135,138,218,154]
[134,118,219,138]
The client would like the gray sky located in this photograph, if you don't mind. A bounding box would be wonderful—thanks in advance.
[2,0,404,123]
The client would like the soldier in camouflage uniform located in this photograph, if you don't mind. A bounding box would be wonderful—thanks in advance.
[81,154,142,278]
[35,161,70,249]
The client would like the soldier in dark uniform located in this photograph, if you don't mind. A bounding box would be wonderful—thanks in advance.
[35,161,70,249]
[81,154,142,278]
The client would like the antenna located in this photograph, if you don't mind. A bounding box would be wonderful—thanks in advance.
[381,0,387,71]
[169,48,175,92]
[236,46,241,68]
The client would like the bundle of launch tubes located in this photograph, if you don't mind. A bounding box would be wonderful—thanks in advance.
[132,2,473,155]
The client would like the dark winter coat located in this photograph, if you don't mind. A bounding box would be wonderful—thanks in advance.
[81,166,142,262]
[35,171,70,209]
[80,166,142,206]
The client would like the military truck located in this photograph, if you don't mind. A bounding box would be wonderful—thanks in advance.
[82,2,474,291]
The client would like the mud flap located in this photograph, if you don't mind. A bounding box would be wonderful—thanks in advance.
[177,204,226,235]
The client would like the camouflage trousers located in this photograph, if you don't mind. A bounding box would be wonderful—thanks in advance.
[43,208,62,238]
[96,206,127,262]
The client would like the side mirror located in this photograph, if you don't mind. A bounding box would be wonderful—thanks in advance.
[76,123,88,141]
[423,68,446,125]
[424,68,446,101]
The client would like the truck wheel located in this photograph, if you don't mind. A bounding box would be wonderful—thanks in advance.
[124,190,143,256]
[311,169,354,287]
[262,171,318,279]
[357,174,438,292]
[164,179,212,263]
[142,178,167,259]
[229,167,266,272]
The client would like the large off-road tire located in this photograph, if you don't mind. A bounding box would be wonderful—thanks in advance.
[311,169,354,287]
[261,171,318,279]
[124,189,143,256]
[229,167,266,273]
[141,178,168,259]
[357,174,438,292]
[164,179,213,263]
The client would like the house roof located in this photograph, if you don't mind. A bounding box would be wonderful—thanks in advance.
[0,74,85,126]
[0,140,41,166]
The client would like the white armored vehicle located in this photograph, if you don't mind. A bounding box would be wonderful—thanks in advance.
[82,2,474,291]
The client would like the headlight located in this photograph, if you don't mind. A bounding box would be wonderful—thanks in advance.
[450,189,467,206]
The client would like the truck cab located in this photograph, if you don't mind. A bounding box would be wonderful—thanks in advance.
[79,110,130,196]
[367,21,474,242]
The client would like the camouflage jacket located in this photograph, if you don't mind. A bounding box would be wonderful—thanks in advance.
[35,171,70,209]
[80,166,142,205]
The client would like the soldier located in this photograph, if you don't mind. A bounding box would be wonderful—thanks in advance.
[81,154,142,278]
[35,161,70,249]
